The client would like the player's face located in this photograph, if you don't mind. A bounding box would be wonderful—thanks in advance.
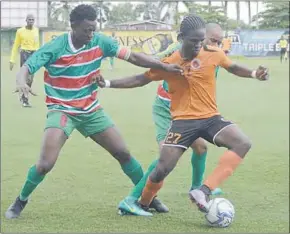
[205,31,223,48]
[73,19,96,45]
[182,28,206,59]
[26,16,35,27]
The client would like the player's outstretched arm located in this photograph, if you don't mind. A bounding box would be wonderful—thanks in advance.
[226,64,269,81]
[97,74,152,89]
[127,52,183,74]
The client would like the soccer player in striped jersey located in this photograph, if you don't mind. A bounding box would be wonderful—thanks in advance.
[5,4,183,219]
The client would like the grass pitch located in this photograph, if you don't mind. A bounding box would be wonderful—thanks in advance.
[1,55,289,233]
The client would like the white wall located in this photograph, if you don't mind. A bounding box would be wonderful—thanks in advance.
[1,1,48,28]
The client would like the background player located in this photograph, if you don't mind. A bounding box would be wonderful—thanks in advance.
[279,35,288,63]
[10,14,39,107]
[96,15,269,216]
[116,23,224,216]
[5,4,183,220]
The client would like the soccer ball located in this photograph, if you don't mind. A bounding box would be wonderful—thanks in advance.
[205,198,235,228]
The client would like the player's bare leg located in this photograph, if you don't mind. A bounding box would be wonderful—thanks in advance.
[136,145,185,215]
[190,124,251,213]
[190,138,222,195]
[5,128,67,219]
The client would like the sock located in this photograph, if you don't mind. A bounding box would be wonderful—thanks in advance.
[191,151,207,188]
[19,165,45,201]
[130,159,158,199]
[140,178,163,206]
[121,157,144,185]
[204,150,242,190]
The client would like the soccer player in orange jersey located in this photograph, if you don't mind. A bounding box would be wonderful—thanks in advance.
[97,15,269,216]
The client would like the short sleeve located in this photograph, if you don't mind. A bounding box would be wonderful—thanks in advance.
[218,50,233,69]
[99,34,131,60]
[25,36,64,74]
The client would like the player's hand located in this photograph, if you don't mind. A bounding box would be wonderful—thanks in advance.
[163,64,183,74]
[9,62,14,71]
[255,65,269,81]
[14,82,37,99]
[93,74,106,88]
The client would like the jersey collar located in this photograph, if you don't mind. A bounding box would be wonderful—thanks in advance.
[68,32,85,53]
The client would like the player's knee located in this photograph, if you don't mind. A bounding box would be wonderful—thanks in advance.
[192,142,207,155]
[231,136,252,158]
[151,163,168,182]
[36,160,55,175]
[112,150,131,164]
[156,158,174,179]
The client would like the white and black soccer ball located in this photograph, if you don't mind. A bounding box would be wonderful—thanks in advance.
[205,198,235,228]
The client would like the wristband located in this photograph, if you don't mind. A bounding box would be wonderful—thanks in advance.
[104,80,111,88]
[251,70,257,78]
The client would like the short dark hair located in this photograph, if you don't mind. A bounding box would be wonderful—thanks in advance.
[180,14,206,36]
[70,4,97,24]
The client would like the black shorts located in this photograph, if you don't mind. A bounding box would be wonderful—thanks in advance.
[163,115,234,149]
[20,50,34,67]
[281,48,286,56]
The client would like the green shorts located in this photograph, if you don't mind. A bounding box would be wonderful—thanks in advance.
[152,97,171,143]
[45,108,114,138]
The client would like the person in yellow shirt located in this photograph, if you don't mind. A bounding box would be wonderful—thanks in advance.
[222,33,231,55]
[10,14,40,107]
[279,35,288,63]
[285,41,289,61]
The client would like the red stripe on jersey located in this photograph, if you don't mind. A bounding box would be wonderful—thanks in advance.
[52,47,103,66]
[157,84,171,100]
[46,91,98,109]
[44,70,100,89]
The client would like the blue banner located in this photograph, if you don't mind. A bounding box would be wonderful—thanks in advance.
[228,29,289,57]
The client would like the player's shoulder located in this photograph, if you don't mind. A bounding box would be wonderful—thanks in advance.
[44,32,68,49]
[17,27,26,32]
[203,45,223,53]
[162,50,182,63]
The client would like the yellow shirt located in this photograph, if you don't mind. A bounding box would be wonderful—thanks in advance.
[280,39,288,49]
[10,26,40,63]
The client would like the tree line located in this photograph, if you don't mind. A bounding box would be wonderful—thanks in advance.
[47,1,289,30]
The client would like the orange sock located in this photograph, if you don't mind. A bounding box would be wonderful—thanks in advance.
[204,150,243,190]
[140,178,164,206]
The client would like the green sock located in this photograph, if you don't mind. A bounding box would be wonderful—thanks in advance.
[191,151,207,189]
[121,157,144,185]
[19,165,45,201]
[130,159,158,199]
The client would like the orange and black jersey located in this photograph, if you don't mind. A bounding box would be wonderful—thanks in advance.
[145,45,233,120]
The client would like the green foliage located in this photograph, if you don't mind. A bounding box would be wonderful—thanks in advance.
[186,3,229,28]
[134,2,161,21]
[226,19,251,30]
[253,2,289,29]
[107,3,139,25]
[48,1,73,30]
